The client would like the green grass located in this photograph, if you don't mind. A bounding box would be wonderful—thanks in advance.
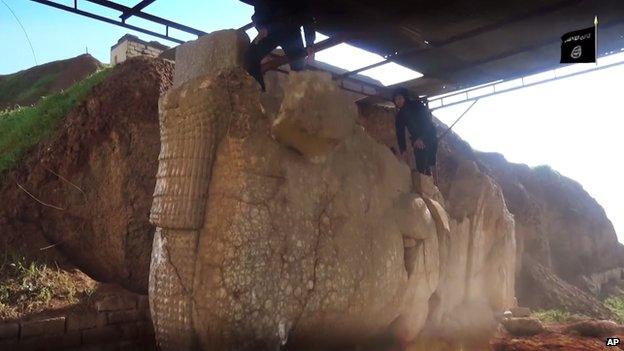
[0,72,60,107]
[0,68,111,177]
[605,295,624,324]
[532,309,573,323]
[0,251,94,319]
[533,297,624,325]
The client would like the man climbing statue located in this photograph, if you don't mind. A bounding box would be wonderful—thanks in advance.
[243,0,316,91]
[393,87,438,178]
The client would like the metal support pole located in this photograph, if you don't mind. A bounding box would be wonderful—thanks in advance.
[238,22,254,31]
[438,99,479,140]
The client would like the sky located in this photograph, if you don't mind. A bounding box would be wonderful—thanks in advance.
[1,0,622,242]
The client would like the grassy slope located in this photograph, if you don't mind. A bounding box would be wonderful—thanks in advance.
[605,296,624,324]
[0,68,111,320]
[0,71,60,108]
[0,68,111,177]
[533,298,624,324]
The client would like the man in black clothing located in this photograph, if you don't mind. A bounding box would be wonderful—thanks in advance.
[244,0,316,91]
[393,88,438,176]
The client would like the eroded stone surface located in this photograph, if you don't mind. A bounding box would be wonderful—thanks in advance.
[501,317,545,336]
[149,30,517,351]
[272,71,357,159]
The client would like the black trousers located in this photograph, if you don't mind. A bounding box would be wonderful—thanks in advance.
[246,24,306,91]
[414,142,437,175]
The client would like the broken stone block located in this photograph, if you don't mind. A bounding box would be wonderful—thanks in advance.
[95,295,137,312]
[501,317,545,336]
[411,171,444,204]
[422,198,450,236]
[272,71,356,158]
[510,306,531,318]
[564,319,620,337]
[394,193,436,240]
[173,29,249,88]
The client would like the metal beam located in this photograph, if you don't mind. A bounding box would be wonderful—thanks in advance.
[429,59,624,110]
[411,0,582,55]
[338,0,583,80]
[83,0,205,36]
[120,0,155,22]
[30,0,186,43]
[238,22,254,31]
[261,35,346,73]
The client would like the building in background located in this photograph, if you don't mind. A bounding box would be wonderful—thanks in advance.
[110,34,170,65]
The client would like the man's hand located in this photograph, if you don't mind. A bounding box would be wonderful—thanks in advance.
[413,139,426,150]
[254,27,268,44]
[306,47,315,64]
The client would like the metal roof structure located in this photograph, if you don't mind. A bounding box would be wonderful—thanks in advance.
[31,0,624,99]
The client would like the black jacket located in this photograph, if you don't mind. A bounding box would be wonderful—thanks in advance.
[395,99,437,153]
[250,0,316,46]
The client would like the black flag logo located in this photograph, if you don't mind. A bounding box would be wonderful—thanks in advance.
[561,24,596,63]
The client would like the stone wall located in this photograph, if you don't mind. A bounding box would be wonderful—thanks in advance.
[111,40,165,65]
[110,40,128,65]
[126,41,164,60]
[0,294,155,350]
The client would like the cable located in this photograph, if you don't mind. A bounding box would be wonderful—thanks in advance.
[1,0,37,65]
[438,99,479,141]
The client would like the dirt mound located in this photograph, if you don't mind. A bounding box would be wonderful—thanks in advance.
[491,324,624,351]
[0,54,104,110]
[492,333,622,351]
[0,57,173,293]
[478,152,624,276]
[476,152,624,311]
[0,258,97,321]
[518,257,613,318]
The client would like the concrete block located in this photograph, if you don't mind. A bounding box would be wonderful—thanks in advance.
[61,331,82,348]
[67,312,98,331]
[30,331,82,349]
[119,323,138,340]
[119,340,141,351]
[0,322,19,339]
[81,325,122,345]
[95,295,136,312]
[20,317,65,338]
[107,310,143,324]
[0,339,17,350]
[173,29,249,88]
